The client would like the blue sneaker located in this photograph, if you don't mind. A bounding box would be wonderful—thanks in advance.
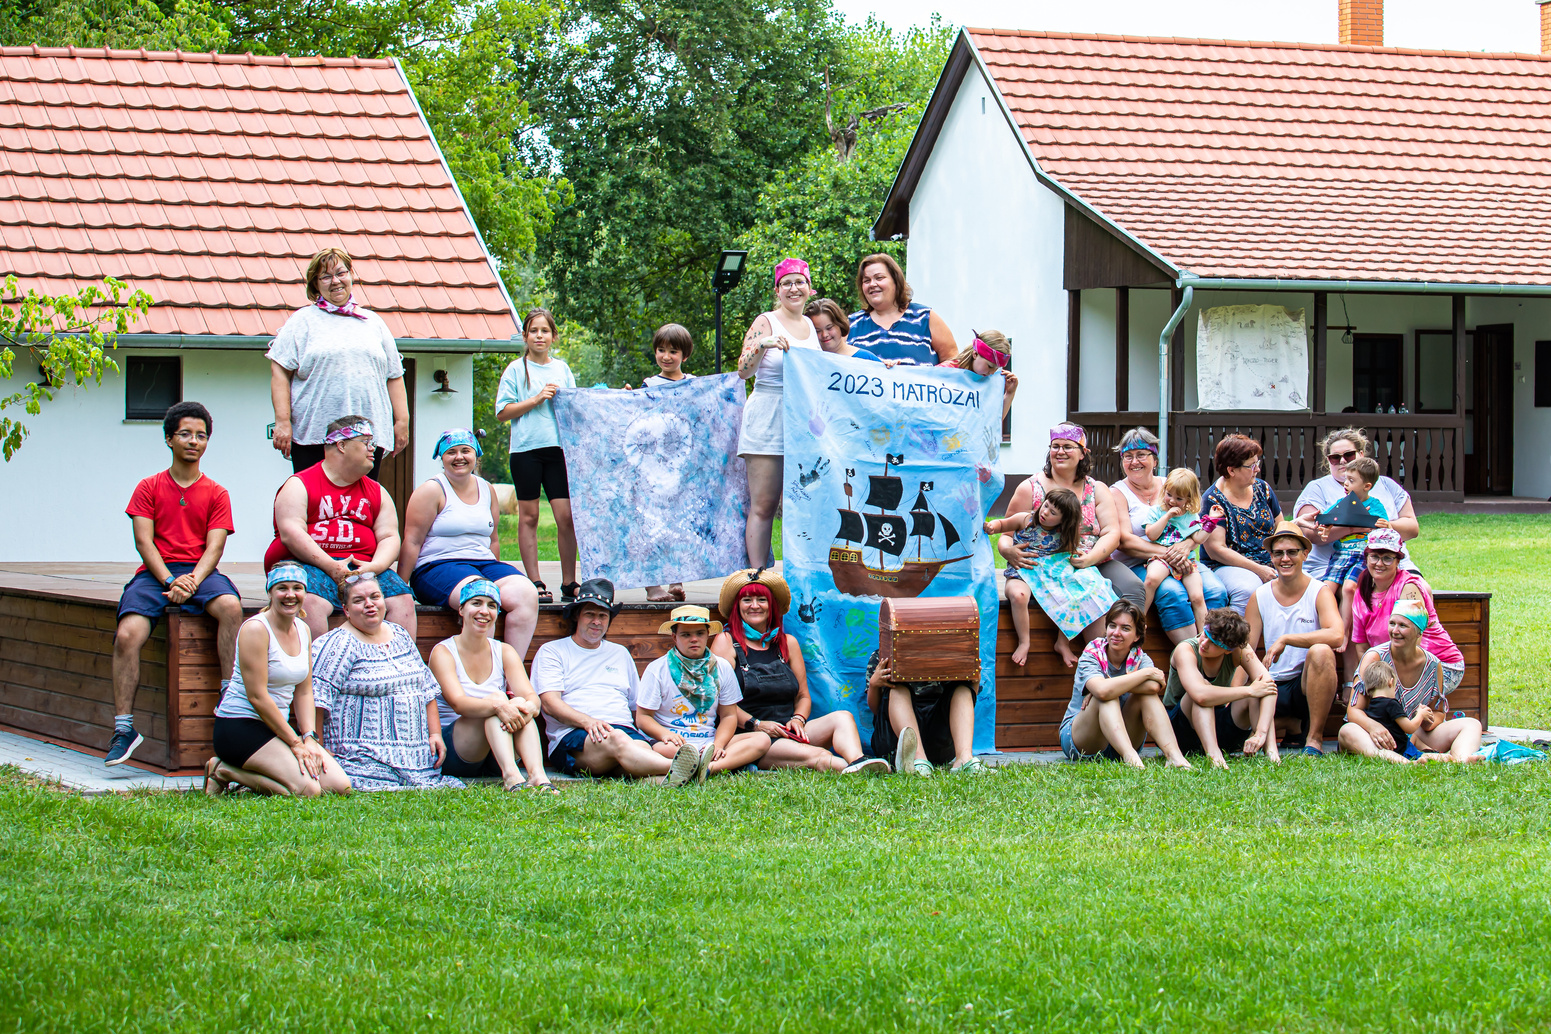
[104,728,143,767]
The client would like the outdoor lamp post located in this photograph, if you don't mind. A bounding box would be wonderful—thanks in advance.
[712,250,748,374]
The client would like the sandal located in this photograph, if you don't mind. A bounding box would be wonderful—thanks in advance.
[560,581,581,603]
[202,757,229,797]
[532,581,553,604]
[527,782,561,796]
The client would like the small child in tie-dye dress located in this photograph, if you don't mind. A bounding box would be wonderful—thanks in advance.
[985,487,1118,669]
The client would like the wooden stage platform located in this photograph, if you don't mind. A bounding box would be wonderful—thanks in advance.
[0,563,1491,774]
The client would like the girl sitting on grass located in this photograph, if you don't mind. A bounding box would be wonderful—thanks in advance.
[985,487,1118,669]
[1140,468,1213,634]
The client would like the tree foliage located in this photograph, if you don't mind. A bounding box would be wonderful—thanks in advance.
[0,277,153,460]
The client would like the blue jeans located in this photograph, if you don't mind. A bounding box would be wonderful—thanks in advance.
[1126,561,1229,633]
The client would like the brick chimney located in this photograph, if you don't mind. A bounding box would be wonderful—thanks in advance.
[1339,0,1383,47]
[1541,0,1551,55]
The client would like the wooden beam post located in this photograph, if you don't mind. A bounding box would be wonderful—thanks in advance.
[1067,289,1081,416]
[1115,286,1130,411]
[1313,291,1328,415]
[1169,285,1185,465]
[1453,293,1466,494]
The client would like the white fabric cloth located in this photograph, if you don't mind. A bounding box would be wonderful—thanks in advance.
[1293,474,1414,574]
[1195,304,1309,411]
[530,636,639,754]
[635,653,742,744]
[496,356,577,453]
[215,612,311,720]
[415,474,497,568]
[643,372,696,387]
[1254,577,1325,679]
[751,309,819,389]
[433,636,506,728]
[266,304,404,447]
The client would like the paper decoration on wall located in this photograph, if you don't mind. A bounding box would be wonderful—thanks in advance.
[552,374,750,587]
[780,349,1005,751]
[1196,304,1309,411]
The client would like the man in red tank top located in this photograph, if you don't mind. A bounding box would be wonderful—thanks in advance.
[265,415,416,639]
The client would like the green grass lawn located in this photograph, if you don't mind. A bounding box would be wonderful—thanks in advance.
[3,761,1549,1032]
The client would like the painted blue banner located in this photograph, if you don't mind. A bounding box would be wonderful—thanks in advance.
[553,374,749,588]
[781,349,1005,751]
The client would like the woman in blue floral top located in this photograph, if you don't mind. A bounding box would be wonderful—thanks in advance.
[1200,434,1283,614]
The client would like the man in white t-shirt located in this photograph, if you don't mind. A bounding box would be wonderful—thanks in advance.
[1244,521,1345,757]
[533,579,698,785]
[636,606,772,783]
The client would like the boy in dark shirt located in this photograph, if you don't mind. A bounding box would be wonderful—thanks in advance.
[1358,657,1425,763]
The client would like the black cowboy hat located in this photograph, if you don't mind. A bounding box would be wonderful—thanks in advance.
[563,577,622,622]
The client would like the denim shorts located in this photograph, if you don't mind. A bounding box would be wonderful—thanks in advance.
[298,563,413,607]
[439,718,505,778]
[550,723,651,776]
[410,558,522,607]
[116,563,239,630]
[1059,721,1122,761]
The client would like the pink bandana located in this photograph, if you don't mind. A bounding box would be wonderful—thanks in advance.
[773,258,810,288]
[972,337,1010,369]
[1082,635,1144,677]
[315,295,368,320]
[1050,422,1087,446]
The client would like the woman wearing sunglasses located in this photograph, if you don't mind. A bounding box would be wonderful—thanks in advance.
[1292,427,1420,579]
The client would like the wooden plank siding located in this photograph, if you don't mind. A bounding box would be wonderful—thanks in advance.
[0,588,1492,771]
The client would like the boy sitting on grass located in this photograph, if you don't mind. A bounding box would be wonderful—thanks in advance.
[637,605,772,782]
[640,323,694,602]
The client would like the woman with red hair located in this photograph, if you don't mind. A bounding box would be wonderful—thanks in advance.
[709,569,889,774]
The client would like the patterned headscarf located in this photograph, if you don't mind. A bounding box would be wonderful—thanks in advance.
[1050,422,1087,446]
[266,562,307,591]
[1392,598,1429,633]
[323,421,373,445]
[773,257,811,287]
[434,428,482,459]
[458,579,502,607]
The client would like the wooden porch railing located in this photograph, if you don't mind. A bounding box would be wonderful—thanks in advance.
[1070,412,1464,503]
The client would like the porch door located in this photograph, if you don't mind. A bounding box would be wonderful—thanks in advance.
[377,357,417,529]
[1465,325,1514,495]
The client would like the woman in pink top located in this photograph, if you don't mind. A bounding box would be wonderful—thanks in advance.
[1349,528,1464,693]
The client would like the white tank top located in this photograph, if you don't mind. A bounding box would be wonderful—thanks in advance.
[434,635,507,727]
[752,309,819,389]
[214,612,312,721]
[1255,577,1325,680]
[1109,478,1155,563]
[415,473,496,568]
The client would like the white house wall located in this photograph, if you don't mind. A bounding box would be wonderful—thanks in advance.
[1076,288,1170,415]
[903,62,1066,478]
[0,349,472,563]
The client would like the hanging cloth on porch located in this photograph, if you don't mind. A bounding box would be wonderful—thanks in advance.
[1196,304,1309,411]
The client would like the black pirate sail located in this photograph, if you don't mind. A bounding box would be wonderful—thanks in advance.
[830,459,969,598]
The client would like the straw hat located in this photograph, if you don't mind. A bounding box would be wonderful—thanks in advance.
[718,568,792,621]
[656,605,724,636]
[1261,518,1313,553]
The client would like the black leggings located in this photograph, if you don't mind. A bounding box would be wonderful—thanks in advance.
[510,447,570,502]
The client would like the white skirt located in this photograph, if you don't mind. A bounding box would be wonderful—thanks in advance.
[738,383,784,457]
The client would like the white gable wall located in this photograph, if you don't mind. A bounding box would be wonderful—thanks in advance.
[0,349,473,563]
[903,62,1066,478]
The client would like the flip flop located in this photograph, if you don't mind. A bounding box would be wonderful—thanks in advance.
[202,757,228,797]
[527,782,561,796]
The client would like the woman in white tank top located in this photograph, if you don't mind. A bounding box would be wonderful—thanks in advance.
[427,579,556,792]
[399,428,539,659]
[734,257,820,567]
[207,563,352,796]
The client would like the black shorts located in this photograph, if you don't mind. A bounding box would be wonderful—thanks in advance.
[1169,703,1251,755]
[1275,673,1312,744]
[509,447,569,502]
[213,716,278,768]
[439,718,505,778]
[291,442,383,479]
[869,685,970,765]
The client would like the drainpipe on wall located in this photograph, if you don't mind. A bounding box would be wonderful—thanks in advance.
[1157,284,1193,477]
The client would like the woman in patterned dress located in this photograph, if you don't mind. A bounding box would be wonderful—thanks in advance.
[1200,434,1283,615]
[310,572,464,790]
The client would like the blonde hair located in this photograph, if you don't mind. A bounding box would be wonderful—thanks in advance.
[1162,468,1202,514]
[1361,656,1398,696]
[305,247,353,301]
[954,329,1011,370]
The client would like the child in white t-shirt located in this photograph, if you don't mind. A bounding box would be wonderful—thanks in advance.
[639,323,696,602]
[636,605,771,782]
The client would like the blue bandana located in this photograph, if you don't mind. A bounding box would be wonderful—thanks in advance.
[266,563,307,591]
[458,579,502,607]
[740,619,780,651]
[434,428,482,459]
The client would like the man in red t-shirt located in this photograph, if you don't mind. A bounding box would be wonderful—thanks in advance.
[265,414,416,640]
[109,402,244,767]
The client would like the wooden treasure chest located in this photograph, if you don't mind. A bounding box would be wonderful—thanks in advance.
[878,597,980,683]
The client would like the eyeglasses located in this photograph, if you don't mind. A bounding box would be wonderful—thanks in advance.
[1269,548,1305,558]
[1367,553,1399,566]
[318,270,353,285]
[1327,450,1358,463]
[171,431,209,442]
[776,277,808,289]
[1049,443,1080,453]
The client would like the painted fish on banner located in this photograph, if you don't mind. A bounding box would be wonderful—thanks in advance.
[781,349,1004,751]
[553,374,750,587]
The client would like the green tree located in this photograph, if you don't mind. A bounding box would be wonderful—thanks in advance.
[0,276,153,460]
[0,0,231,50]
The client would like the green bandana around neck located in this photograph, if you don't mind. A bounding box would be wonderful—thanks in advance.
[667,647,719,718]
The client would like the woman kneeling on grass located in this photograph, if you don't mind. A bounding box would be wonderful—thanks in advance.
[207,564,351,796]
[1059,600,1191,769]
[1337,600,1483,763]
[429,580,557,793]
[710,569,890,774]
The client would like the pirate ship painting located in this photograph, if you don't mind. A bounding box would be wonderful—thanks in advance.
[829,456,970,598]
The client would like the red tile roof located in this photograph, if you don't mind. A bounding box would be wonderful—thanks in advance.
[0,47,519,340]
[963,30,1551,284]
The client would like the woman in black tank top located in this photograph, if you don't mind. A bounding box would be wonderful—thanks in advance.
[710,570,889,775]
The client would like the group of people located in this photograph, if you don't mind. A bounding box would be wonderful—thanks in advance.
[994,423,1480,767]
[103,246,1479,793]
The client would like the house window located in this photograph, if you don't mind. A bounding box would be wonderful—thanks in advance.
[125,356,181,420]
[1538,341,1551,408]
[1002,340,1013,443]
[1352,334,1403,413]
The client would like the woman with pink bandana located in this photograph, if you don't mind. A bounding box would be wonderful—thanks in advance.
[736,257,821,567]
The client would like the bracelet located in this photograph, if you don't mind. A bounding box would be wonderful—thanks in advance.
[300,730,318,742]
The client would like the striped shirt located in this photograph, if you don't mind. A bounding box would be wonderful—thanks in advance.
[1352,643,1448,716]
[846,302,936,366]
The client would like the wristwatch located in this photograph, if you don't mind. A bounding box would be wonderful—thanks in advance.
[300,730,318,743]
[163,575,176,588]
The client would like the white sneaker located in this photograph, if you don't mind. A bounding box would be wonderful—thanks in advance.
[662,743,698,789]
[842,756,891,775]
[694,743,714,785]
[893,726,919,775]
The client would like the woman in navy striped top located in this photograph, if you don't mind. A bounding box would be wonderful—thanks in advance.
[845,253,957,366]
